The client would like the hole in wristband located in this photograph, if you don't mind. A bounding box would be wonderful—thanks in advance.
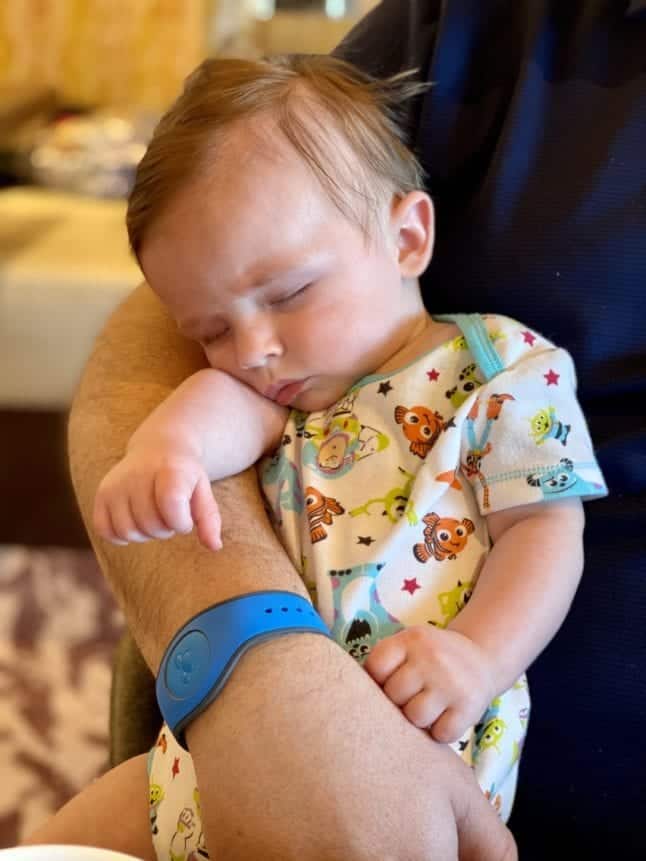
[297,608,303,613]
[265,608,272,613]
[281,607,288,612]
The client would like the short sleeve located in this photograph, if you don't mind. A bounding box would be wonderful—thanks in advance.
[458,317,608,515]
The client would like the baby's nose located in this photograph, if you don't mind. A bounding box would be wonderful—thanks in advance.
[235,316,283,370]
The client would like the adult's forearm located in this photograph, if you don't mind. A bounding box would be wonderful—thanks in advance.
[188,631,515,861]
[68,283,307,669]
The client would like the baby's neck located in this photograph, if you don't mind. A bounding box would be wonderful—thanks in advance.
[375,312,458,376]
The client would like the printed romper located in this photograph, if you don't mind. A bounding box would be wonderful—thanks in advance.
[147,313,607,858]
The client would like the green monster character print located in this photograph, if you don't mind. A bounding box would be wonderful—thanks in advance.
[529,406,571,446]
[349,467,419,525]
[436,579,474,626]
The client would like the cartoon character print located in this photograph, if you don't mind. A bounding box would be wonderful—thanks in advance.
[437,579,474,626]
[413,512,475,563]
[349,466,419,525]
[462,394,515,509]
[303,397,360,475]
[305,486,344,543]
[149,782,164,835]
[170,806,198,861]
[328,563,403,662]
[485,787,504,816]
[357,423,390,458]
[527,458,603,499]
[435,469,463,490]
[479,717,508,754]
[448,329,505,353]
[485,393,515,421]
[187,787,209,860]
[261,443,304,525]
[302,390,389,478]
[394,404,446,458]
[529,407,571,446]
[445,363,483,408]
[474,697,507,763]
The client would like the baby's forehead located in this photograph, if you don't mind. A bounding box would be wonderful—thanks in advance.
[215,104,357,177]
[205,104,386,235]
[214,112,302,174]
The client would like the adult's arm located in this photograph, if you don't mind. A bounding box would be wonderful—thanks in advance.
[68,283,515,859]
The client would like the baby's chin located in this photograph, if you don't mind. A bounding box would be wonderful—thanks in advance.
[291,381,349,413]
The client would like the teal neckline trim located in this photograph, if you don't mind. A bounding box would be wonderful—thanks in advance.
[434,313,505,382]
[352,313,505,391]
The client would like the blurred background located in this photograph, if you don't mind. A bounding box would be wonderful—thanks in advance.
[0,0,377,847]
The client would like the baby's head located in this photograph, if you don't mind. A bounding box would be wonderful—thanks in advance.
[128,54,434,411]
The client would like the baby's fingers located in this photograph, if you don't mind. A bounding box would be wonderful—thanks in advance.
[382,663,424,707]
[364,633,408,684]
[153,466,197,535]
[101,491,149,544]
[403,689,447,731]
[427,705,470,744]
[128,481,176,541]
[93,494,128,545]
[191,474,222,552]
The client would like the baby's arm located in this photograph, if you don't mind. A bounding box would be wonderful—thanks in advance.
[365,498,584,742]
[448,497,585,692]
[22,755,155,861]
[93,368,288,551]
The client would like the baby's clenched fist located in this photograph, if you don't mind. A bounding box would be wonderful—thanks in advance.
[363,624,497,743]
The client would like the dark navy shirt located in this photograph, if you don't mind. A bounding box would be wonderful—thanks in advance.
[336,2,645,856]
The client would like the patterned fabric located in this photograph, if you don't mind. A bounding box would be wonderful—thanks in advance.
[148,731,208,861]
[259,312,604,817]
[0,546,123,847]
[261,314,605,623]
[148,315,606,855]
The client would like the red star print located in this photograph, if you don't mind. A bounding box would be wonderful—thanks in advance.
[171,757,180,779]
[426,368,440,381]
[402,577,421,595]
[521,330,537,346]
[544,369,560,386]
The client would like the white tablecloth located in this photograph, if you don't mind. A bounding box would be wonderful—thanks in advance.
[0,187,141,409]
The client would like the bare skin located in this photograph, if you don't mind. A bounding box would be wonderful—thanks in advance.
[23,756,156,861]
[65,283,517,859]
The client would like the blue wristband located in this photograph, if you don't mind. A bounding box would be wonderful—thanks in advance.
[156,590,331,747]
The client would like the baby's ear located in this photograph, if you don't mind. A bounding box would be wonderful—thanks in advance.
[390,191,434,278]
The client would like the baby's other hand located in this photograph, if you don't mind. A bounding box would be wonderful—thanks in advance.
[363,625,496,744]
[93,449,222,552]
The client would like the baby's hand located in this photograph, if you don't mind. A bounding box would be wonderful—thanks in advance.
[93,447,222,552]
[363,625,496,743]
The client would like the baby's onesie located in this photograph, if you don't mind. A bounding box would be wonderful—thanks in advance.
[147,314,606,855]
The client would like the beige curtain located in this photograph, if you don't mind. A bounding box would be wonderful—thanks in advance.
[0,0,208,110]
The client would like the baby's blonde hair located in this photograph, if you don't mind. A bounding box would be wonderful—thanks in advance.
[127,54,427,257]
